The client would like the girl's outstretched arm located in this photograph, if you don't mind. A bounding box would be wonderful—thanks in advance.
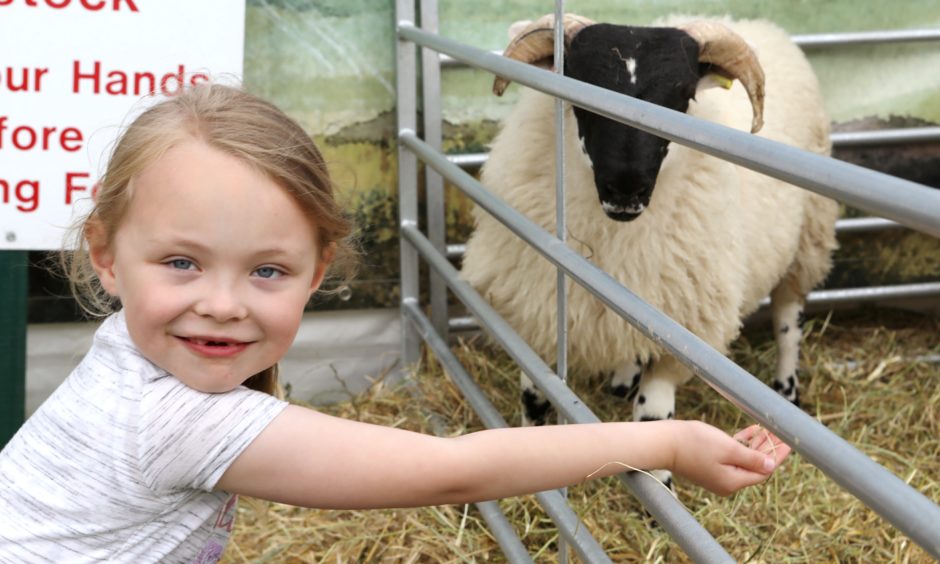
[216,405,790,509]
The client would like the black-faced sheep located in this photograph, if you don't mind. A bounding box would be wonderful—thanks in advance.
[460,14,839,454]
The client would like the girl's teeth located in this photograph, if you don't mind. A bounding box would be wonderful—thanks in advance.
[190,338,228,346]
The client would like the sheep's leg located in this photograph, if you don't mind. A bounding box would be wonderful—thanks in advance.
[520,371,553,426]
[632,356,688,422]
[608,356,644,400]
[770,284,804,406]
[632,356,692,492]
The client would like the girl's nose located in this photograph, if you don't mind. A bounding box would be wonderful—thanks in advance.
[192,283,248,322]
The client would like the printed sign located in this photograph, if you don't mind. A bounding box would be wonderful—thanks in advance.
[0,0,245,250]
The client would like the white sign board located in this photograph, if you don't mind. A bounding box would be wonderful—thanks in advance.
[0,0,245,250]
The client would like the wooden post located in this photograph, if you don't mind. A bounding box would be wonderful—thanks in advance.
[0,251,28,448]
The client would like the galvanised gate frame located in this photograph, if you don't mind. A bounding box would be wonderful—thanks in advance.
[395,0,940,560]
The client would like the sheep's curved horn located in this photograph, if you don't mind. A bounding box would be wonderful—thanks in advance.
[492,13,595,96]
[680,21,765,133]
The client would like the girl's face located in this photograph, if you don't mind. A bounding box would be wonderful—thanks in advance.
[89,140,329,393]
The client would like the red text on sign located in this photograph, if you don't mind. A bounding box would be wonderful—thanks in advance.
[1,66,49,93]
[0,0,139,12]
[0,117,84,152]
[0,178,40,213]
[65,172,94,204]
[72,61,210,96]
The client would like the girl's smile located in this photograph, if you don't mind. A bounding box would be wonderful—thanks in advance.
[176,336,252,358]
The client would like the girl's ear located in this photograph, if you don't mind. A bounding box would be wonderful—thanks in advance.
[308,242,336,296]
[86,220,119,296]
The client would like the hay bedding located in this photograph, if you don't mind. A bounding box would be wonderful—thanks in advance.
[222,309,938,563]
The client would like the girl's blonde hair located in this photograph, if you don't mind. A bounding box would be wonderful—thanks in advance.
[61,84,356,395]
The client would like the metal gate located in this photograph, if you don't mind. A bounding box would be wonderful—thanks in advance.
[395,0,940,560]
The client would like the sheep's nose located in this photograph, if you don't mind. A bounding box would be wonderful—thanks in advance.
[601,198,646,214]
[596,180,651,221]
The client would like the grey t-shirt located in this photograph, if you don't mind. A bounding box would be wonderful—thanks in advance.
[0,311,288,563]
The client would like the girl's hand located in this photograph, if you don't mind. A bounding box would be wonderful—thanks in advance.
[670,421,792,496]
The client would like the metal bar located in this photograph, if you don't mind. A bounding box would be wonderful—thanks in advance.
[400,299,534,562]
[793,28,940,48]
[395,14,421,367]
[404,300,509,430]
[762,281,940,309]
[440,51,496,67]
[835,217,903,234]
[552,7,570,562]
[399,131,940,558]
[447,152,486,168]
[800,281,940,306]
[448,218,911,262]
[446,153,488,168]
[398,26,940,238]
[446,126,940,169]
[403,300,611,563]
[446,243,465,260]
[401,223,735,562]
[438,28,940,67]
[0,251,27,449]
[450,281,940,333]
[554,0,569,392]
[441,216,911,258]
[831,127,940,147]
[474,502,537,564]
[448,316,478,332]
[420,0,449,342]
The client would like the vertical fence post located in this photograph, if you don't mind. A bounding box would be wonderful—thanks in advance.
[0,251,28,448]
[553,4,570,562]
[420,0,448,342]
[553,3,568,397]
[397,0,421,368]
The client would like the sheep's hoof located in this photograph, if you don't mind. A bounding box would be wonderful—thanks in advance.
[521,388,552,426]
[608,382,632,399]
[607,375,640,401]
[772,376,801,408]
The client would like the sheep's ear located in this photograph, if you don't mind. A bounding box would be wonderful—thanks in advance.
[508,19,533,40]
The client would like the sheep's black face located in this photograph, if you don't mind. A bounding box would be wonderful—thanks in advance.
[565,24,701,221]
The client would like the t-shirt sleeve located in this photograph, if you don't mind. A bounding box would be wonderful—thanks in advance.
[137,377,289,493]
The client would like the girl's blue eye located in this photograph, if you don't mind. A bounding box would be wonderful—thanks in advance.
[254,266,282,279]
[169,259,195,270]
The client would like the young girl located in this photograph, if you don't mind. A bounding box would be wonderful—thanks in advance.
[0,84,790,562]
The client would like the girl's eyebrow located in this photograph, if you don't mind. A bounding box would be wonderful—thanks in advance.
[153,236,210,253]
[247,248,308,262]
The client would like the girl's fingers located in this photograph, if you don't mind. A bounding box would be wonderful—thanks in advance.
[750,432,791,465]
[732,441,776,473]
[730,425,796,473]
[732,425,793,466]
[733,424,762,443]
[749,432,772,453]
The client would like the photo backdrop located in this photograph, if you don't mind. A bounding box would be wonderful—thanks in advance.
[243,0,940,312]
